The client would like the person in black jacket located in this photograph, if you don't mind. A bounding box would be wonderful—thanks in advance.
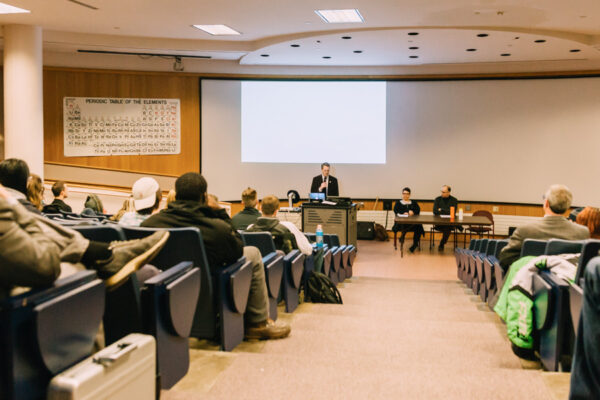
[47,181,73,213]
[310,162,339,197]
[0,158,42,214]
[142,172,290,340]
[432,185,459,251]
[392,187,424,253]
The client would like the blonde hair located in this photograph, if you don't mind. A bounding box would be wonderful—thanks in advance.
[261,195,280,216]
[544,184,573,214]
[166,189,176,207]
[241,187,257,208]
[110,197,135,221]
[27,174,44,211]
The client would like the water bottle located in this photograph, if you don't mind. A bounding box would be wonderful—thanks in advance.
[458,208,464,221]
[316,224,324,249]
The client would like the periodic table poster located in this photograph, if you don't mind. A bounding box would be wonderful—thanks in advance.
[63,97,181,157]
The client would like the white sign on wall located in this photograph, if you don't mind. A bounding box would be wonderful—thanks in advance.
[63,97,181,157]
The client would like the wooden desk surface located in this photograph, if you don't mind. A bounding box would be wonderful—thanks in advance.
[393,215,492,225]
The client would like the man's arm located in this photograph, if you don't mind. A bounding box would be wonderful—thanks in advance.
[280,221,312,255]
[498,227,525,270]
[433,197,441,215]
[329,177,339,196]
[310,176,320,193]
[0,196,61,288]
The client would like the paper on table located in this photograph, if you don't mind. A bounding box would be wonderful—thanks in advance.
[396,214,409,217]
[440,215,451,218]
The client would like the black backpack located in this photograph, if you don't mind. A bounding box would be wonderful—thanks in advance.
[305,271,343,304]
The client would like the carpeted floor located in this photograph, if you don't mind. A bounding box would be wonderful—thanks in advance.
[162,240,570,400]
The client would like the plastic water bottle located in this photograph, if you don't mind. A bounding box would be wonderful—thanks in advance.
[458,208,464,221]
[316,224,324,249]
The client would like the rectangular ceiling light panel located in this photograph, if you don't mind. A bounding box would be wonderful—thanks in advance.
[0,2,30,13]
[315,9,364,23]
[193,24,241,35]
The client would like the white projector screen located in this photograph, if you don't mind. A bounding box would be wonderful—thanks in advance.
[241,81,386,164]
[201,78,600,206]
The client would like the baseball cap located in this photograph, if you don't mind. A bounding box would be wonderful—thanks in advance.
[132,177,160,210]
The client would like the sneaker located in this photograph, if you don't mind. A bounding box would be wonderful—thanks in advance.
[245,318,291,341]
[102,231,170,289]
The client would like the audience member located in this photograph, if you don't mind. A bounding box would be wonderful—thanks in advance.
[119,177,162,226]
[569,258,600,399]
[498,184,590,269]
[110,197,135,222]
[47,180,73,213]
[141,172,291,340]
[575,206,600,239]
[232,187,261,230]
[83,193,104,215]
[27,174,45,211]
[0,184,169,299]
[392,187,424,253]
[166,189,176,207]
[432,185,459,251]
[0,158,42,214]
[246,195,298,254]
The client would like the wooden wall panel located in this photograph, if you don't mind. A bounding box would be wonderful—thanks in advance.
[43,68,199,177]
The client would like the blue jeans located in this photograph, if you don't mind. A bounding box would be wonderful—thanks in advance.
[569,259,600,399]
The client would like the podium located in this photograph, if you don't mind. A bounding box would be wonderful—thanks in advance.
[302,202,357,246]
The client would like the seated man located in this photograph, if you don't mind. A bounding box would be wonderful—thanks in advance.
[46,180,73,213]
[119,177,162,226]
[0,184,169,299]
[0,158,42,214]
[498,184,590,270]
[141,172,290,340]
[246,195,324,271]
[433,185,458,251]
[231,187,261,231]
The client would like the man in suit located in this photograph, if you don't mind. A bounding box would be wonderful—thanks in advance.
[499,184,590,269]
[432,185,459,251]
[310,162,339,197]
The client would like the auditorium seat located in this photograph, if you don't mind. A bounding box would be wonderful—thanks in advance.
[520,239,547,258]
[0,271,104,400]
[329,234,356,279]
[486,239,509,305]
[282,250,306,312]
[122,227,252,351]
[544,239,585,256]
[477,240,497,302]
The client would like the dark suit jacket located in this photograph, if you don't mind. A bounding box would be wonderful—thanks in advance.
[310,175,339,197]
[498,215,590,269]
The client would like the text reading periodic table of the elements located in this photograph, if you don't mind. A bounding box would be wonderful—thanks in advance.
[63,97,181,157]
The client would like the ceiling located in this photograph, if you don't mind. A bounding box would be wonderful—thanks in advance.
[2,0,600,73]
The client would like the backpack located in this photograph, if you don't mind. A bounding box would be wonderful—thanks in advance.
[305,271,343,304]
[374,223,389,241]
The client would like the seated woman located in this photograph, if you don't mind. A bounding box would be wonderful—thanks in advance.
[392,187,424,253]
[576,206,600,239]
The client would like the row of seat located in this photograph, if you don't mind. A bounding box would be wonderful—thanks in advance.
[455,237,600,372]
[0,224,355,399]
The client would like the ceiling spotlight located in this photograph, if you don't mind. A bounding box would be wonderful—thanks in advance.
[322,56,332,59]
[500,53,511,56]
[409,46,419,50]
[477,33,489,37]
[261,54,270,57]
[408,32,419,36]
[173,56,184,72]
[466,48,477,52]
[342,36,352,39]
[570,49,581,52]
[353,50,363,53]
[291,44,300,47]
[534,39,546,43]
[409,55,418,58]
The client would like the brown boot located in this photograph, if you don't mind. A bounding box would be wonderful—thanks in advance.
[245,318,291,341]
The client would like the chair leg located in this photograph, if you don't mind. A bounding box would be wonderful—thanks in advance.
[393,231,397,250]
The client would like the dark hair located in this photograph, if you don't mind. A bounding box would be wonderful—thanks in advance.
[138,189,162,215]
[321,162,330,169]
[52,181,66,197]
[175,172,207,202]
[402,187,411,194]
[0,158,30,195]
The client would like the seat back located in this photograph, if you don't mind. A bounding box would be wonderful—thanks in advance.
[476,239,489,255]
[0,271,104,400]
[544,239,584,256]
[473,210,493,223]
[485,240,498,257]
[121,227,216,340]
[521,239,547,257]
[71,224,126,242]
[240,231,277,256]
[329,234,341,247]
[575,240,600,283]
[495,240,509,257]
[305,233,316,242]
[141,262,201,389]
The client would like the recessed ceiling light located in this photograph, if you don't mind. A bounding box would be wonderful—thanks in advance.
[409,46,419,50]
[477,33,489,37]
[322,56,332,59]
[514,36,520,40]
[315,9,364,23]
[534,39,546,43]
[353,50,363,53]
[316,40,321,43]
[570,49,581,52]
[409,55,419,58]
[341,36,352,40]
[408,32,419,36]
[466,48,477,52]
[192,25,241,36]
[261,54,269,57]
[0,2,30,13]
[501,53,511,56]
[290,44,300,48]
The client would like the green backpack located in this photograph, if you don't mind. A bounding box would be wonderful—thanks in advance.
[306,271,343,304]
